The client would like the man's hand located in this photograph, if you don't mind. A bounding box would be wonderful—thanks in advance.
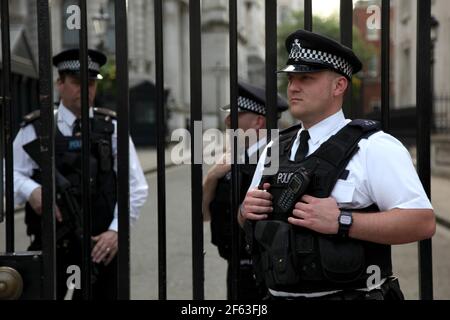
[202,153,231,221]
[289,195,340,234]
[91,230,118,266]
[207,153,231,180]
[29,187,43,214]
[28,187,63,222]
[240,183,273,222]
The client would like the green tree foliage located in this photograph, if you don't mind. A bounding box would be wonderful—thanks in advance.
[277,11,376,100]
[95,58,117,108]
[97,58,116,95]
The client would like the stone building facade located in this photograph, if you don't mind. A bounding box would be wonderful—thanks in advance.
[9,0,304,133]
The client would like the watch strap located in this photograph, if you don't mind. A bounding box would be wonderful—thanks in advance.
[338,210,353,238]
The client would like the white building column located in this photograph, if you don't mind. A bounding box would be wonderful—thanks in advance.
[145,0,155,80]
[180,2,190,111]
[134,0,146,74]
[164,0,185,131]
[392,0,417,108]
[163,0,182,105]
[202,0,230,130]
[244,0,265,87]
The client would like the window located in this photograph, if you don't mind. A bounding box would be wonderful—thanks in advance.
[400,47,411,104]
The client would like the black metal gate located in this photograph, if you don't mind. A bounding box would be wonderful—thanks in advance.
[0,0,434,300]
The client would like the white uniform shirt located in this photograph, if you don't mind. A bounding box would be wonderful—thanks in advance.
[248,110,432,297]
[13,103,149,232]
[249,110,432,212]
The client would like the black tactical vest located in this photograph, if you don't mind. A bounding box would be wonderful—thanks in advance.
[249,120,393,293]
[210,161,257,261]
[23,108,117,243]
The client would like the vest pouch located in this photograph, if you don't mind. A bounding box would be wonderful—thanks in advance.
[210,209,231,260]
[294,230,323,281]
[97,139,112,172]
[209,179,232,260]
[318,236,365,283]
[254,220,300,287]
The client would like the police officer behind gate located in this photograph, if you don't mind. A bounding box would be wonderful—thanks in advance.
[203,81,288,300]
[239,30,435,300]
[13,48,148,299]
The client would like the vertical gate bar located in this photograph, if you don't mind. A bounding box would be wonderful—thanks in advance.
[1,0,14,252]
[265,0,278,132]
[416,0,433,300]
[0,71,2,225]
[0,2,3,224]
[37,0,57,300]
[189,0,204,300]
[229,0,239,300]
[154,0,167,300]
[304,0,312,31]
[381,0,390,132]
[340,0,354,118]
[115,0,131,300]
[0,0,2,225]
[79,0,92,300]
[340,0,353,47]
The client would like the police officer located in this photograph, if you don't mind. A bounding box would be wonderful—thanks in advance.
[203,81,288,300]
[13,48,148,299]
[239,30,435,300]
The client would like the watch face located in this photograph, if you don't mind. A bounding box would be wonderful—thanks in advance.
[340,215,352,225]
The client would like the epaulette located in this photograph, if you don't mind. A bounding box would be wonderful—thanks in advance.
[94,107,117,121]
[347,119,381,132]
[20,110,41,127]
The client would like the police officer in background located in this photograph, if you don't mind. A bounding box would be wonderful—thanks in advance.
[203,81,288,300]
[239,30,436,300]
[13,48,148,299]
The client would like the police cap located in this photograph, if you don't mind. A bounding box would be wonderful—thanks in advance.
[278,29,362,80]
[53,48,107,80]
[221,81,288,118]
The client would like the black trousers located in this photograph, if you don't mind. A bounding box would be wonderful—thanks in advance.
[30,236,118,300]
[226,261,268,300]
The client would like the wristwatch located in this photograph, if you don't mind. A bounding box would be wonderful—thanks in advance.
[338,210,353,238]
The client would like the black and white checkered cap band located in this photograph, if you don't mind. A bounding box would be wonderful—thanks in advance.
[56,58,100,73]
[238,96,265,115]
[288,39,353,78]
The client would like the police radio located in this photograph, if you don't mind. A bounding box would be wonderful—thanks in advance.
[275,168,311,214]
[259,161,319,219]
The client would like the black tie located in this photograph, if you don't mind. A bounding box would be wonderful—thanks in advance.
[73,119,81,136]
[294,130,310,162]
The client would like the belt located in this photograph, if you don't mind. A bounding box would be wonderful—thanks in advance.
[269,277,403,301]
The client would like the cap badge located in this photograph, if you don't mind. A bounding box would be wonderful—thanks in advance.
[289,39,303,62]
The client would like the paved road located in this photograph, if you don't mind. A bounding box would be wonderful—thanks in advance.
[130,164,227,299]
[2,165,449,299]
